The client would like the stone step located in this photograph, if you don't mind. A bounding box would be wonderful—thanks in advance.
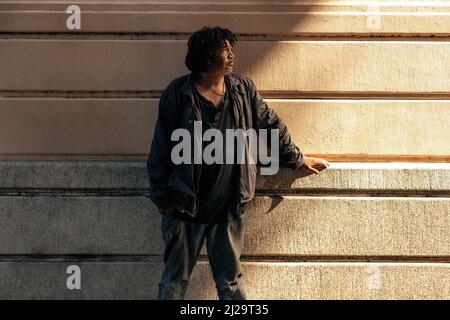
[0,99,448,158]
[1,40,449,93]
[0,195,448,256]
[0,161,448,192]
[0,161,447,255]
[0,260,448,299]
[256,162,450,194]
[1,1,449,34]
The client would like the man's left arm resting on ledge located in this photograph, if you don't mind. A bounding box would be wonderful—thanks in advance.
[247,77,330,174]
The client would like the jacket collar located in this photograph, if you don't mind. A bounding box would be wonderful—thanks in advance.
[181,72,241,96]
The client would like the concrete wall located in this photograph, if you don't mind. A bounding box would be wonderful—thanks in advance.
[0,0,449,299]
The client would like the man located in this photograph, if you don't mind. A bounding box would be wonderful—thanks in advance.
[147,26,330,300]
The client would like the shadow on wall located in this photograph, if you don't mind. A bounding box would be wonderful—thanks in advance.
[256,166,328,214]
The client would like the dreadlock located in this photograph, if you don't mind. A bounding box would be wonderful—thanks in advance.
[185,26,237,74]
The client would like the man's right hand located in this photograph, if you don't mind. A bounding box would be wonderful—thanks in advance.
[301,156,330,174]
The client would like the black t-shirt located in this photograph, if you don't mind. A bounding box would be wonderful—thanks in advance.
[179,79,243,224]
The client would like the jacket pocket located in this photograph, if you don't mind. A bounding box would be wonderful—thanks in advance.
[161,213,183,264]
[161,214,181,243]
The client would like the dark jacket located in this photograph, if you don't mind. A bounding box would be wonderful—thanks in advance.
[147,72,305,218]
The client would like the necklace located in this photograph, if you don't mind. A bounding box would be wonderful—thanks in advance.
[194,75,227,107]
[207,80,226,106]
[209,80,226,98]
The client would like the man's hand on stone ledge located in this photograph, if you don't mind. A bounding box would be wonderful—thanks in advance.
[301,156,330,175]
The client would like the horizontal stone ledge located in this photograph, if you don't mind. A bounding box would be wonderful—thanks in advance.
[0,254,449,263]
[1,41,449,92]
[0,261,448,299]
[256,162,450,193]
[1,154,449,162]
[0,160,449,192]
[1,91,450,100]
[0,99,449,156]
[0,195,448,256]
[1,1,449,34]
[244,196,450,257]
[3,1,450,12]
[0,160,148,189]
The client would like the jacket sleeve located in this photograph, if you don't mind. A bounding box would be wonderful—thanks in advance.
[146,86,177,212]
[247,77,306,169]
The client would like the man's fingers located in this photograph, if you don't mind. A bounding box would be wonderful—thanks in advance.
[318,159,330,168]
[303,158,330,173]
[312,160,329,168]
[307,166,320,174]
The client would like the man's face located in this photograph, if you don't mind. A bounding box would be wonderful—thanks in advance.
[210,39,235,74]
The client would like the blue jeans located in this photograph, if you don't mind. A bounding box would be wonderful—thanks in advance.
[157,212,247,300]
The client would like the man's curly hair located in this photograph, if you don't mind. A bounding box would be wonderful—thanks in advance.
[185,26,237,74]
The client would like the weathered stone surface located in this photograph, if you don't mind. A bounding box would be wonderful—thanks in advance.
[1,41,449,92]
[0,196,161,255]
[0,195,448,256]
[1,1,449,34]
[0,100,449,157]
[244,196,450,256]
[257,162,450,192]
[0,261,448,300]
[1,161,449,191]
[0,160,149,189]
[0,0,448,301]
